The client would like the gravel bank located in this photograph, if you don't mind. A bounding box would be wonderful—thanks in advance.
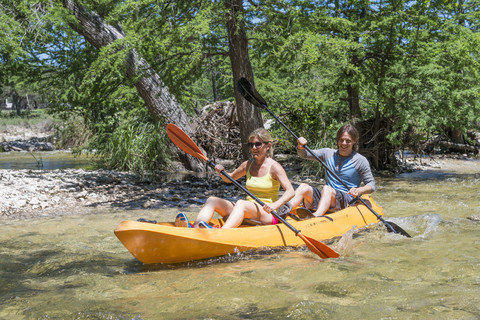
[0,168,240,220]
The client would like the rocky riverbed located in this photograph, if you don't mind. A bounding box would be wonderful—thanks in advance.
[0,125,244,219]
[0,137,55,152]
[0,168,248,219]
[0,123,55,152]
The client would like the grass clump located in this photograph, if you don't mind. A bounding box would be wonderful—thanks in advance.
[88,108,173,177]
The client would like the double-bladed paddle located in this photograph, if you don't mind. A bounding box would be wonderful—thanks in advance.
[166,123,340,259]
[237,77,411,238]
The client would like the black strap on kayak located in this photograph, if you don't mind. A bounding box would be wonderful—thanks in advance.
[137,218,157,224]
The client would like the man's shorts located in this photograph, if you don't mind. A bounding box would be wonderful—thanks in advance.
[309,186,354,211]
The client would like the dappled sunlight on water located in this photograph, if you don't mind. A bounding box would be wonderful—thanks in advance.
[1,159,480,319]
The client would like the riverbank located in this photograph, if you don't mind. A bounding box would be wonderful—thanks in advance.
[1,154,477,220]
[0,111,57,152]
[0,168,232,219]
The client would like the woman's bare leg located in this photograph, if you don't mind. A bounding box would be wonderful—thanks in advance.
[222,200,273,228]
[193,196,234,227]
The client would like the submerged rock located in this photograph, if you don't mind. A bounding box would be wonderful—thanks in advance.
[467,214,480,222]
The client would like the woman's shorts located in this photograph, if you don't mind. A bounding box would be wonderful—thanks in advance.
[271,214,279,225]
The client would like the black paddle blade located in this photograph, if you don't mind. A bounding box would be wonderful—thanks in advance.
[237,77,268,109]
[385,221,412,238]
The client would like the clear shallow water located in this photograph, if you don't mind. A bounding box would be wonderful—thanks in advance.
[0,151,94,170]
[1,159,479,319]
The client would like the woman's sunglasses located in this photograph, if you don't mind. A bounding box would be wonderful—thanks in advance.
[247,142,264,149]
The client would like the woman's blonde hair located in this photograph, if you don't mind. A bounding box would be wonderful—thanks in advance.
[248,128,274,158]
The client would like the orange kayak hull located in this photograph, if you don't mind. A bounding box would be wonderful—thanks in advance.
[114,195,383,264]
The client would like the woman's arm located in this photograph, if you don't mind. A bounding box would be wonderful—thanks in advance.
[215,160,248,183]
[269,161,295,211]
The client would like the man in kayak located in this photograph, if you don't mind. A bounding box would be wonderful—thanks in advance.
[175,128,295,228]
[279,124,375,217]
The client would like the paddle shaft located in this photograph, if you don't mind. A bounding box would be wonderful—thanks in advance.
[205,159,301,235]
[260,107,399,234]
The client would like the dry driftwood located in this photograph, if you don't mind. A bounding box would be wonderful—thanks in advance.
[438,140,478,153]
[420,135,479,154]
[193,101,242,162]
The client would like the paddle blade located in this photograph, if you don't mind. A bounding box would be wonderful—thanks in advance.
[385,221,412,238]
[166,124,208,162]
[237,77,268,109]
[298,232,340,259]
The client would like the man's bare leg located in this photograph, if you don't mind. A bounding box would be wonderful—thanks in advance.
[313,186,336,216]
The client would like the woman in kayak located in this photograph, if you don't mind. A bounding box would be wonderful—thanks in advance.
[278,124,375,217]
[176,128,294,228]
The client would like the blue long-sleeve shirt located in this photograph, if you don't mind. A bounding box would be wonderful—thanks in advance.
[297,148,376,193]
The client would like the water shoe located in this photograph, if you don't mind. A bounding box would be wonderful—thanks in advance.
[278,202,293,218]
[175,213,193,228]
[198,221,218,229]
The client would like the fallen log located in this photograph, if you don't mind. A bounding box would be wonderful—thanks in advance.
[438,140,478,154]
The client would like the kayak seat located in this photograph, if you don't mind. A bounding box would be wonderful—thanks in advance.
[241,218,263,226]
[293,207,336,220]
[296,207,314,219]
[348,197,371,207]
[219,216,263,226]
[137,218,157,224]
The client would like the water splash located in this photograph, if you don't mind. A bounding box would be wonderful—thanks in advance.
[387,213,443,239]
[336,226,356,257]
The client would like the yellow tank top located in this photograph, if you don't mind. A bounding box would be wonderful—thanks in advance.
[245,162,280,204]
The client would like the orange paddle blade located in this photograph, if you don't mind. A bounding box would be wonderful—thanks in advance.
[298,232,340,259]
[166,123,208,162]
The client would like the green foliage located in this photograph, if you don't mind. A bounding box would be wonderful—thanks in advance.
[2,0,480,174]
[267,98,344,154]
[103,0,233,110]
[0,108,52,126]
[268,98,344,176]
[89,108,173,177]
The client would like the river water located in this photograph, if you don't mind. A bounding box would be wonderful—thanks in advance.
[0,151,93,170]
[0,156,479,319]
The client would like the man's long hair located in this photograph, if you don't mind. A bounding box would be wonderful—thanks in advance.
[336,124,359,151]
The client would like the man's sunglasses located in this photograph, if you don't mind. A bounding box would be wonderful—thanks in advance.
[247,142,264,148]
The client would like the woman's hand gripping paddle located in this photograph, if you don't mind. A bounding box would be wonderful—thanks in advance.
[166,123,340,259]
[237,77,411,238]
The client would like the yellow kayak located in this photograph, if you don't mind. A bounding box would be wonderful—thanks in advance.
[114,195,383,264]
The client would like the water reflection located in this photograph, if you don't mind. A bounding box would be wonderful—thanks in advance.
[0,151,93,170]
[0,159,479,319]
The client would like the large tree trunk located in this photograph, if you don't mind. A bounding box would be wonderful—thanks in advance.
[12,89,21,116]
[62,0,203,171]
[225,0,264,160]
[346,83,361,125]
[450,128,465,144]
